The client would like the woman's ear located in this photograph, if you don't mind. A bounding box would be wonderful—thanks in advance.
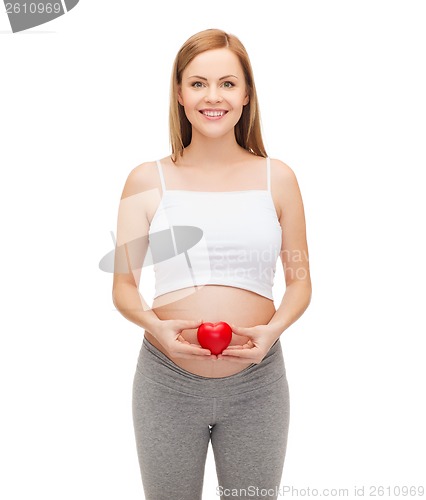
[243,94,250,106]
[177,86,184,106]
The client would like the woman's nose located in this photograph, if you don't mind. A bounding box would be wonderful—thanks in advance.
[205,86,222,103]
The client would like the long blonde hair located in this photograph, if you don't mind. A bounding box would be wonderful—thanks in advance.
[169,28,267,163]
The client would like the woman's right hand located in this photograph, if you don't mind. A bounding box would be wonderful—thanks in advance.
[151,319,218,360]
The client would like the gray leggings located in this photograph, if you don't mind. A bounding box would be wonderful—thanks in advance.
[132,336,290,500]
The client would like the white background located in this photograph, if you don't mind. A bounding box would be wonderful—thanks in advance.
[1,1,425,499]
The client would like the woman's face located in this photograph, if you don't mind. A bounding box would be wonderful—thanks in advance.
[178,48,249,140]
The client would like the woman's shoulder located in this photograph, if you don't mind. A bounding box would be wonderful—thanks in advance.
[269,157,296,177]
[268,157,305,225]
[244,153,295,174]
[120,159,160,198]
[269,157,301,204]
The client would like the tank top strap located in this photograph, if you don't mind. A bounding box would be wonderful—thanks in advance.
[266,156,271,192]
[155,159,167,194]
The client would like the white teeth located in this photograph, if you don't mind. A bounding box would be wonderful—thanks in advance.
[202,110,225,117]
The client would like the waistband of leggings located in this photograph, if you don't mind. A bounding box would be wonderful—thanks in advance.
[137,335,285,398]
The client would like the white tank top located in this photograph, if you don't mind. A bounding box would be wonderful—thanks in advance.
[147,157,282,300]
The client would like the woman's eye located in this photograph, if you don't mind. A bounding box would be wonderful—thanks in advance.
[191,81,234,88]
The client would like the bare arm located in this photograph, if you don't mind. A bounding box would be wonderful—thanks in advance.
[111,163,212,358]
[266,160,312,340]
[112,163,163,334]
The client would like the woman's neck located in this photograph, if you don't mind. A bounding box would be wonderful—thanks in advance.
[180,130,250,171]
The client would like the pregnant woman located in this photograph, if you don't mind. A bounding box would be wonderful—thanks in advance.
[112,28,311,500]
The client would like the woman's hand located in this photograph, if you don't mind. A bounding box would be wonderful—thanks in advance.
[218,323,279,365]
[151,319,218,360]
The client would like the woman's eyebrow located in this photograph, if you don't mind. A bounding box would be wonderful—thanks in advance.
[187,74,239,80]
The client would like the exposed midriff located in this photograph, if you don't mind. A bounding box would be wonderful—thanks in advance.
[144,284,276,378]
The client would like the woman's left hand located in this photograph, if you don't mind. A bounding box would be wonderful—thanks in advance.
[218,323,279,365]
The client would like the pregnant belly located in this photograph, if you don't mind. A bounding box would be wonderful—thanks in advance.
[144,284,277,378]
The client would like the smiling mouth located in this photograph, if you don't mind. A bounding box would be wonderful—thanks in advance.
[199,110,229,117]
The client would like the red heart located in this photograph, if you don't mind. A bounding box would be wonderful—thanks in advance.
[197,322,232,355]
